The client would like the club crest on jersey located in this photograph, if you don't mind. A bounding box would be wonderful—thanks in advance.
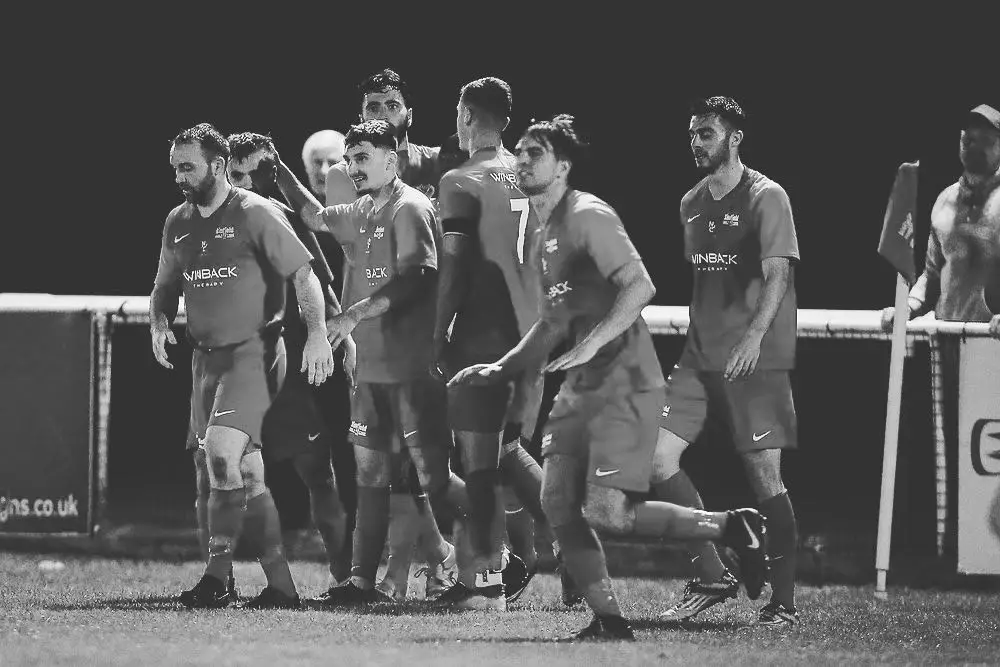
[416,184,436,199]
[544,238,559,254]
[349,421,368,438]
[214,225,235,239]
[373,226,385,240]
[723,213,740,227]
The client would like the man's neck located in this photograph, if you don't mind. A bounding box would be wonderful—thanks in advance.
[468,132,502,156]
[397,134,410,153]
[962,164,1000,189]
[706,157,745,200]
[371,176,399,211]
[196,181,233,218]
[530,182,570,226]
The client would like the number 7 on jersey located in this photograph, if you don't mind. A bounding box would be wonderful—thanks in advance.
[510,198,529,264]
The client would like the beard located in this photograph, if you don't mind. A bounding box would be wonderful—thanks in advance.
[961,149,996,176]
[180,171,216,205]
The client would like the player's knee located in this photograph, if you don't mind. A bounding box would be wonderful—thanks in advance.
[240,458,267,499]
[650,428,686,482]
[582,485,634,536]
[208,454,242,489]
[740,449,785,501]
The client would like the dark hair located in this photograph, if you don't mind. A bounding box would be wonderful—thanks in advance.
[344,119,398,152]
[522,114,588,165]
[172,122,230,163]
[226,132,275,162]
[358,68,410,106]
[460,77,512,125]
[690,96,746,132]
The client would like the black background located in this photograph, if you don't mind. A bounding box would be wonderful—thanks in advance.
[5,9,997,554]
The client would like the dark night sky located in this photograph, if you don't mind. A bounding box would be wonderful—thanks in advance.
[6,9,997,311]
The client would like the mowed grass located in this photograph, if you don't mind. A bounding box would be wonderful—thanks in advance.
[1,553,998,666]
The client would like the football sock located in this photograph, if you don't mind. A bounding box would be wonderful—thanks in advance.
[499,441,545,522]
[350,486,391,588]
[553,518,620,617]
[307,479,348,582]
[465,469,500,559]
[205,488,246,583]
[246,489,296,597]
[760,491,797,609]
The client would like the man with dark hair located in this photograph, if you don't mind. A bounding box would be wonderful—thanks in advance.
[153,123,334,609]
[430,76,549,609]
[274,119,451,606]
[656,96,801,627]
[218,131,351,586]
[450,114,768,640]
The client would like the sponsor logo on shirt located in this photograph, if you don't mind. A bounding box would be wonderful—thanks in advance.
[547,281,573,299]
[545,239,559,254]
[691,252,739,272]
[723,213,740,227]
[490,172,519,188]
[366,266,389,280]
[708,221,716,233]
[183,265,239,288]
[200,240,208,254]
[541,433,553,449]
[373,226,385,240]
[349,421,368,438]
[214,226,235,239]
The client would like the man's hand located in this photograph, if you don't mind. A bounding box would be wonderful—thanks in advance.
[342,334,357,386]
[545,337,602,373]
[150,326,176,369]
[724,331,763,381]
[989,314,999,340]
[429,337,451,382]
[326,311,359,352]
[301,332,334,386]
[447,363,505,387]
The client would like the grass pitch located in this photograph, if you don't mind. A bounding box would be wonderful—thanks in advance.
[1,553,998,666]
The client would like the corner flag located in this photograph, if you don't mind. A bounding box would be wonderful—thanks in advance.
[877,161,919,283]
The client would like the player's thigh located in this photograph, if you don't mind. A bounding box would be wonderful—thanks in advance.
[348,382,393,453]
[291,440,335,490]
[587,389,663,495]
[721,370,798,453]
[203,425,251,489]
[505,370,545,446]
[353,444,392,488]
[658,366,709,445]
[447,381,512,435]
[395,379,452,493]
[210,336,287,455]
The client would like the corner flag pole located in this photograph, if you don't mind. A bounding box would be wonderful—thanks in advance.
[874,160,918,599]
[875,274,910,599]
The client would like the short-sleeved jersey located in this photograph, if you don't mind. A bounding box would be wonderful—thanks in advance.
[398,142,443,198]
[679,167,800,371]
[439,146,540,361]
[154,188,311,348]
[321,178,438,383]
[539,190,664,393]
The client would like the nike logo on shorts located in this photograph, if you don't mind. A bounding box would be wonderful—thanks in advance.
[687,214,701,223]
[307,433,320,441]
[214,409,235,417]
[594,468,620,477]
[742,516,761,549]
[403,430,418,439]
[752,430,772,442]
[174,233,190,243]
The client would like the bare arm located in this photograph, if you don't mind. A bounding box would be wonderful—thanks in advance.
[292,264,334,385]
[746,257,792,339]
[275,159,327,234]
[149,282,180,369]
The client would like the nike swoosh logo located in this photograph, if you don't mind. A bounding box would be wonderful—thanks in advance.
[174,233,190,243]
[742,516,760,549]
[594,468,620,477]
[752,430,772,442]
[403,430,418,439]
[687,214,701,223]
[307,433,320,441]
[214,409,235,417]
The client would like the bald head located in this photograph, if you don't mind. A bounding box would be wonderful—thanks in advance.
[301,129,346,197]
